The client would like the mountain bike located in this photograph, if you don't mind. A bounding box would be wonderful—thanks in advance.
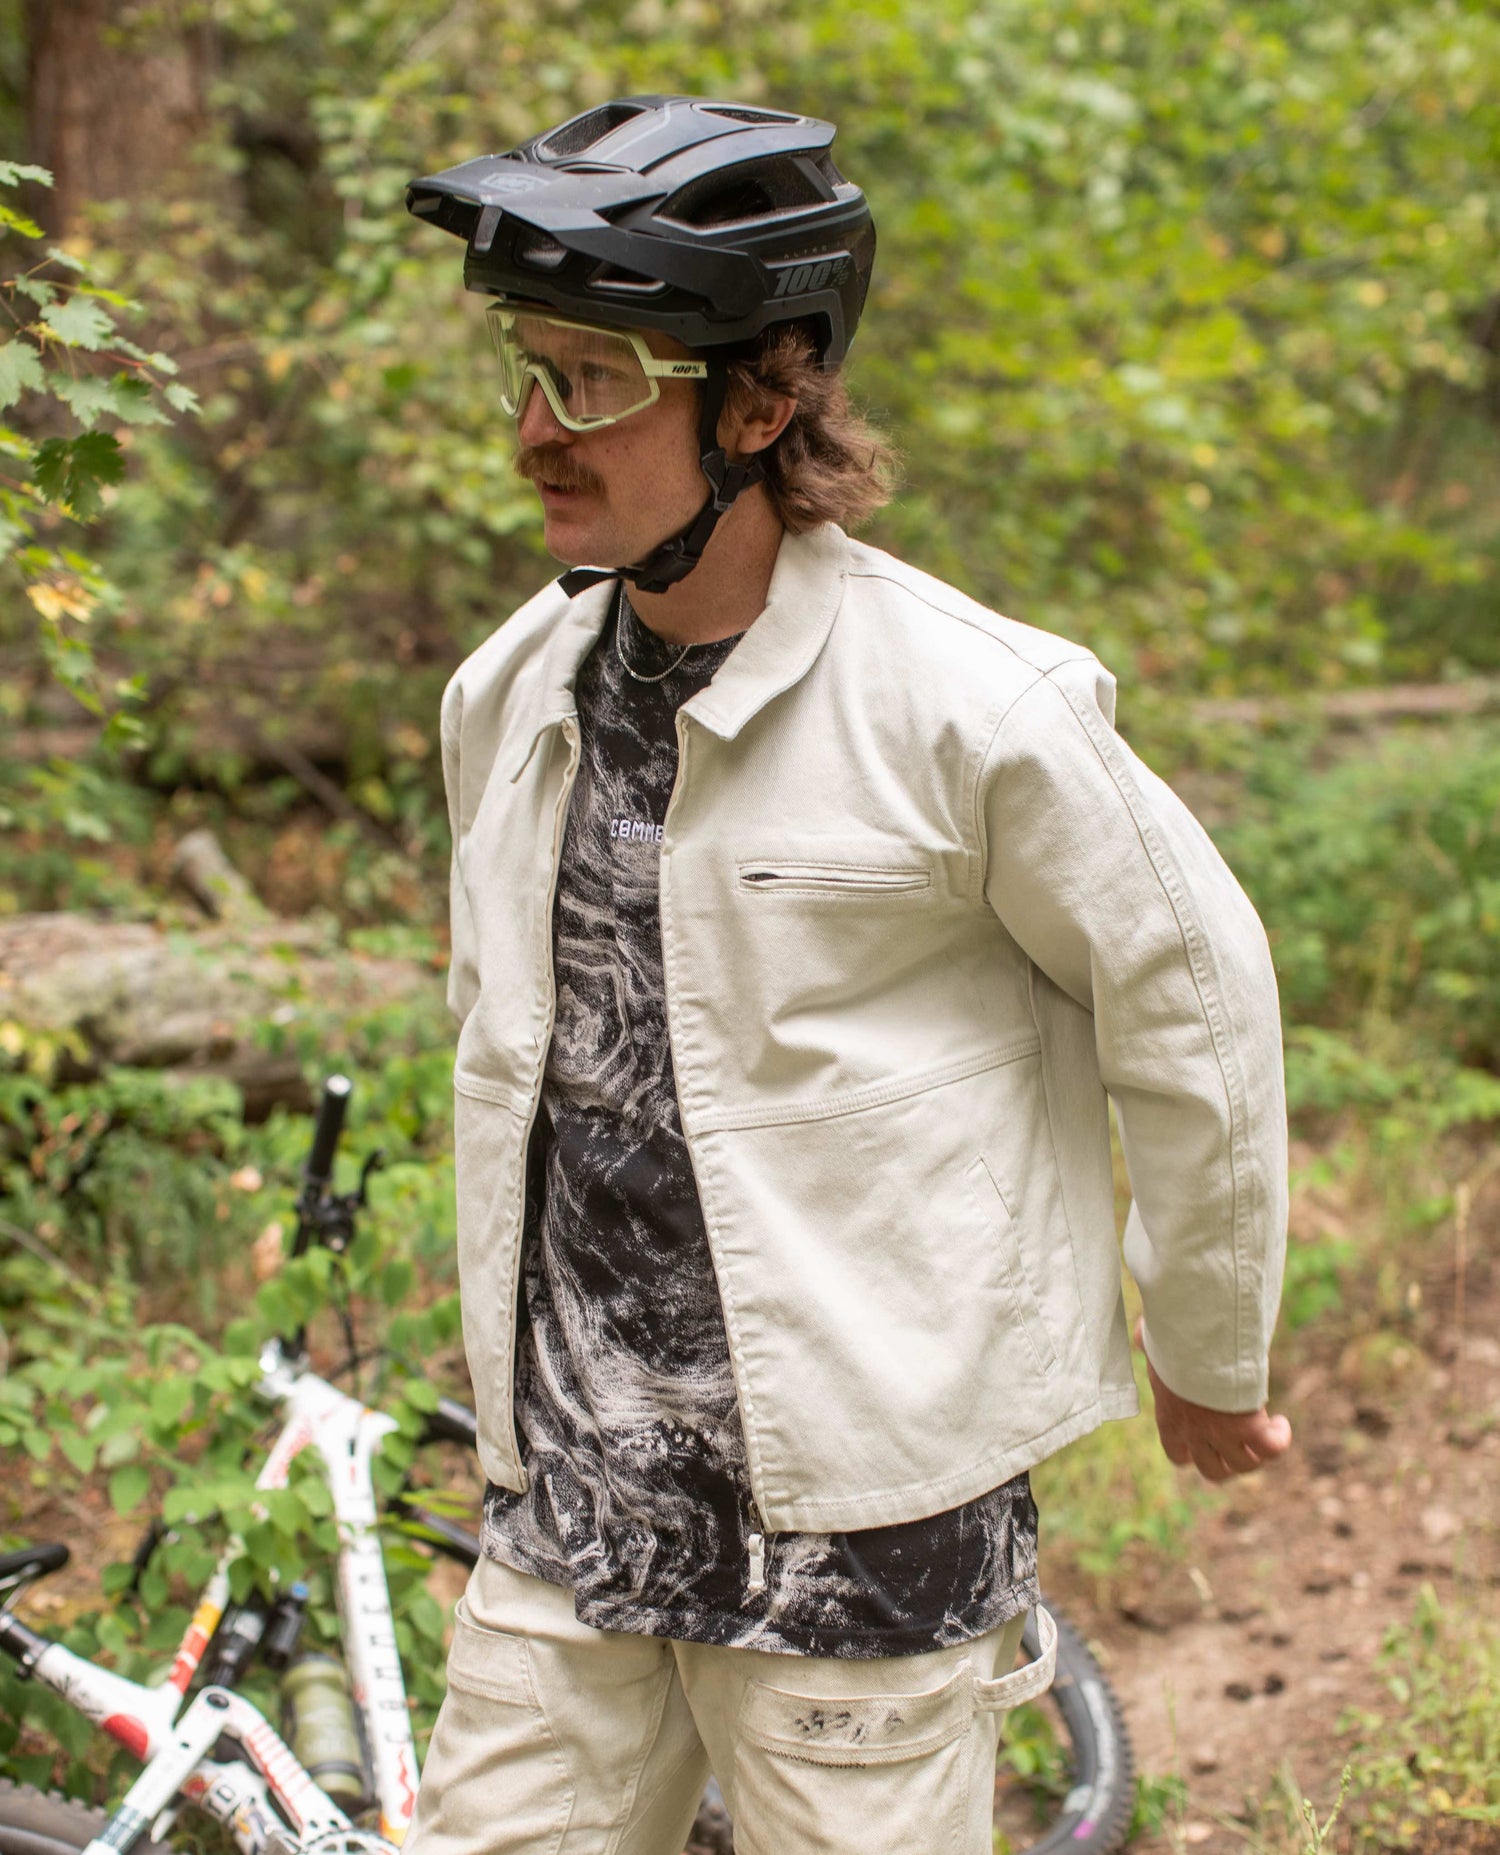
[0,1077,1133,1855]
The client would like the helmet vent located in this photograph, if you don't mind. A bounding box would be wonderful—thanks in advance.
[588,263,668,296]
[515,227,569,272]
[664,160,825,229]
[696,105,797,125]
[539,103,646,160]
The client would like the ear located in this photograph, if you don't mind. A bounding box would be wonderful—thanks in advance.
[721,389,797,459]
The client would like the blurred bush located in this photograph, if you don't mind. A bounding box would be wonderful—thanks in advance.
[1,0,1496,862]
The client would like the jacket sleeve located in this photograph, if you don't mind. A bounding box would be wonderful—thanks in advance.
[979,653,1287,1413]
[440,672,480,1028]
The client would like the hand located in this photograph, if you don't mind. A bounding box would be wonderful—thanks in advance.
[1138,1324,1292,1482]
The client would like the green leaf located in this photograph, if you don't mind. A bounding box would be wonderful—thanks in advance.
[0,203,43,240]
[0,339,45,413]
[161,1486,206,1526]
[96,1611,131,1656]
[399,1376,439,1412]
[57,1432,98,1476]
[53,372,171,429]
[222,1319,259,1357]
[263,1488,305,1538]
[149,1376,194,1430]
[39,297,115,351]
[296,1477,332,1519]
[0,161,53,187]
[109,1463,151,1516]
[164,381,201,415]
[43,246,85,274]
[379,1257,414,1307]
[33,431,126,518]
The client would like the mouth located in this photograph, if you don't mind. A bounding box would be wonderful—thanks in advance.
[516,446,603,506]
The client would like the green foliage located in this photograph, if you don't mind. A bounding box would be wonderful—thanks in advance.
[0,1056,466,1801]
[2,0,1496,854]
[1220,728,1500,1074]
[0,165,196,743]
[1129,1771,1189,1841]
[1279,1233,1355,1331]
[994,1697,1071,1847]
[0,755,154,914]
[0,1067,257,1297]
[1338,1587,1500,1846]
[1214,726,1500,1227]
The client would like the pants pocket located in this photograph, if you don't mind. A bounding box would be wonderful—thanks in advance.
[407,1597,572,1855]
[730,1661,983,1855]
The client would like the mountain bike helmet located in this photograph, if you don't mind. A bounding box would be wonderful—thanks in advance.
[406,95,877,593]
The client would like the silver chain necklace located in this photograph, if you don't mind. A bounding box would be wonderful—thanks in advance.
[613,583,691,685]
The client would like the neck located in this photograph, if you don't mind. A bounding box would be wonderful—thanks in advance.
[627,484,785,645]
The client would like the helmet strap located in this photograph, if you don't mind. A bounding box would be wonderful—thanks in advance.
[558,360,766,599]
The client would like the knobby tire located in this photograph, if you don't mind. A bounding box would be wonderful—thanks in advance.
[1010,1607,1134,1855]
[0,1780,107,1855]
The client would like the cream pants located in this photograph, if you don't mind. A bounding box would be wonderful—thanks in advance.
[406,1556,1056,1855]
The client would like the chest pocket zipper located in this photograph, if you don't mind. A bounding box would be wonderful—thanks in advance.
[739,864,931,895]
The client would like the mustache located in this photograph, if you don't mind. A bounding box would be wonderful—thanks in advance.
[514,446,604,496]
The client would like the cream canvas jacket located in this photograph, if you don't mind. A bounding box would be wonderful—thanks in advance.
[442,522,1288,1533]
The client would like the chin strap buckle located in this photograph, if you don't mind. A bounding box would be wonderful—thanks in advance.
[558,566,620,598]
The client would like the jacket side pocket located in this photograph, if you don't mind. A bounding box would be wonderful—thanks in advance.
[965,1156,1059,1378]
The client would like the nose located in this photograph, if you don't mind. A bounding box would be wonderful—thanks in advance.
[516,374,569,447]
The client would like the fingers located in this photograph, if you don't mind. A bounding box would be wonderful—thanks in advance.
[1148,1368,1294,1482]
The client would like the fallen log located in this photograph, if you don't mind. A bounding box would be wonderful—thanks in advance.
[0,911,443,1118]
[1190,679,1500,729]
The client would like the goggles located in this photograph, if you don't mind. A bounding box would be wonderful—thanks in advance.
[484,301,709,431]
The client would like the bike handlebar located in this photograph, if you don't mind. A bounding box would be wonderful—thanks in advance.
[304,1074,353,1195]
[420,1395,480,1451]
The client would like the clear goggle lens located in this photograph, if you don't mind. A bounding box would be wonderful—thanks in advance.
[484,302,707,431]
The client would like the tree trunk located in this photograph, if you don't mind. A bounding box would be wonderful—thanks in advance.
[25,0,212,233]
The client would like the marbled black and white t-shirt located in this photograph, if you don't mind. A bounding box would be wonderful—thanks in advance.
[482,593,1039,1657]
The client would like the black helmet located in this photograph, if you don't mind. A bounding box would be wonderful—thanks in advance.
[405,95,875,369]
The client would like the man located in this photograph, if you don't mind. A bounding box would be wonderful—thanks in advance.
[404,95,1290,1855]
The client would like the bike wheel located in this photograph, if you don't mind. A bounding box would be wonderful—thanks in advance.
[993,1607,1134,1855]
[0,1781,106,1855]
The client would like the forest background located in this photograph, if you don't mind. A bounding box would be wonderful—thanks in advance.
[1,0,1499,1848]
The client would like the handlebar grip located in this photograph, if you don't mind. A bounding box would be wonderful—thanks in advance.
[420,1395,480,1450]
[304,1074,353,1192]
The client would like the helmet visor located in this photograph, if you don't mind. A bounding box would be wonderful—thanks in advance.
[485,301,708,431]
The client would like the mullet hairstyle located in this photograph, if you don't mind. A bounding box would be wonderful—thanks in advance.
[722,325,897,534]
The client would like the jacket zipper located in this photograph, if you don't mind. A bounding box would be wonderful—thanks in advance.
[740,864,930,894]
[747,1531,767,1595]
[506,716,581,1491]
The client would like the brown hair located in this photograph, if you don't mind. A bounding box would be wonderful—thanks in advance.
[723,326,897,534]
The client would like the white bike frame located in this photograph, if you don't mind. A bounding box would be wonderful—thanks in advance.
[12,1338,423,1855]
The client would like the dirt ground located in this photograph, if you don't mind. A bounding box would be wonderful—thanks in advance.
[1042,1160,1500,1851]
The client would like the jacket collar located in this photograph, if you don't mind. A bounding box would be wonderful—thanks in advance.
[508,522,849,779]
[681,522,848,741]
[504,578,613,781]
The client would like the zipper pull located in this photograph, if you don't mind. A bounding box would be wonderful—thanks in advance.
[747,1532,767,1595]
